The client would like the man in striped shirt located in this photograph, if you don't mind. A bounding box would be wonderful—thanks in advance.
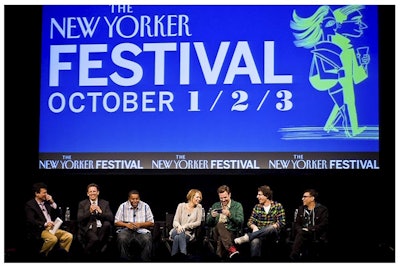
[114,190,155,261]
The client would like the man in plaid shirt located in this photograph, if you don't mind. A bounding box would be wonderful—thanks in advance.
[234,185,286,258]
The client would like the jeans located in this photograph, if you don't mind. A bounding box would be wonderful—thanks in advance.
[170,229,190,256]
[116,228,153,261]
[247,225,278,257]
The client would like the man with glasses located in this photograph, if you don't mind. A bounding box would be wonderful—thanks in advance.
[289,189,329,261]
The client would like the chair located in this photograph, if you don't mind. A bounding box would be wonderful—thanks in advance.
[76,222,114,260]
[160,212,176,254]
[23,226,68,261]
[285,209,328,261]
[160,212,204,260]
[23,228,45,260]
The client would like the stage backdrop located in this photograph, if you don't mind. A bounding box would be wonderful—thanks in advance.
[38,5,379,170]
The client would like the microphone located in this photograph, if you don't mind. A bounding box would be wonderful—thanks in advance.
[294,208,298,223]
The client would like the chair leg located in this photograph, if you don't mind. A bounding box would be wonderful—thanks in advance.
[163,240,172,254]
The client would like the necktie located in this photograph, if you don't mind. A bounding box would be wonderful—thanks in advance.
[91,201,97,231]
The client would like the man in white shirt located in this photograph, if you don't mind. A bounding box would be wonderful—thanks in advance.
[114,189,155,261]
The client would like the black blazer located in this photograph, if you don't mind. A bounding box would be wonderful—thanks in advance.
[77,198,114,235]
[25,198,58,240]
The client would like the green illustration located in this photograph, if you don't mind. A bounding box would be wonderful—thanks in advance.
[290,5,370,138]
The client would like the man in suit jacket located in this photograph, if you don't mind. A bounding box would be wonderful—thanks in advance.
[25,182,73,256]
[77,183,114,256]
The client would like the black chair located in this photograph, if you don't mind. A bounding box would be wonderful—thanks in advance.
[285,209,328,261]
[23,227,70,262]
[76,222,115,261]
[160,212,204,261]
[22,206,68,261]
[23,229,45,260]
[160,212,175,254]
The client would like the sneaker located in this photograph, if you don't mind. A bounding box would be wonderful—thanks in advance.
[234,234,249,245]
[228,246,239,258]
[229,250,239,258]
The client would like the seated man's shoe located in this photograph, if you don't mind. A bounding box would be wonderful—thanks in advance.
[228,246,239,258]
[234,234,249,245]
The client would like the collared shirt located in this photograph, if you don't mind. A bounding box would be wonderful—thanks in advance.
[218,200,231,224]
[114,200,154,234]
[37,201,57,224]
[247,201,286,230]
[90,199,102,228]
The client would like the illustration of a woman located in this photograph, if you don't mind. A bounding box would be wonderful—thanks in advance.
[291,6,348,136]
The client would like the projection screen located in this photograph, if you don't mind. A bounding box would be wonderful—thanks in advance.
[38,5,380,170]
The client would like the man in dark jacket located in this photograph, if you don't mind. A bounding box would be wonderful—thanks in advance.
[77,183,114,257]
[25,182,73,256]
[290,188,329,261]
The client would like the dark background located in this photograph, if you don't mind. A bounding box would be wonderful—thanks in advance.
[4,5,395,262]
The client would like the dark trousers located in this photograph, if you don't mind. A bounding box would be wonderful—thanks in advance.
[84,220,112,255]
[213,222,235,257]
[290,229,314,259]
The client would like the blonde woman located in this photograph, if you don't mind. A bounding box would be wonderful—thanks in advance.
[169,189,203,257]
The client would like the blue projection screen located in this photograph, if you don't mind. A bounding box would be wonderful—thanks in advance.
[38,5,379,170]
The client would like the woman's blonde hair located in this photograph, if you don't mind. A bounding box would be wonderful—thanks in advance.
[187,189,202,201]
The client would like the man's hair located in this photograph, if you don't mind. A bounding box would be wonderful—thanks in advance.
[32,182,47,195]
[304,188,318,199]
[258,185,273,200]
[87,183,100,191]
[128,189,140,198]
[217,185,231,194]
